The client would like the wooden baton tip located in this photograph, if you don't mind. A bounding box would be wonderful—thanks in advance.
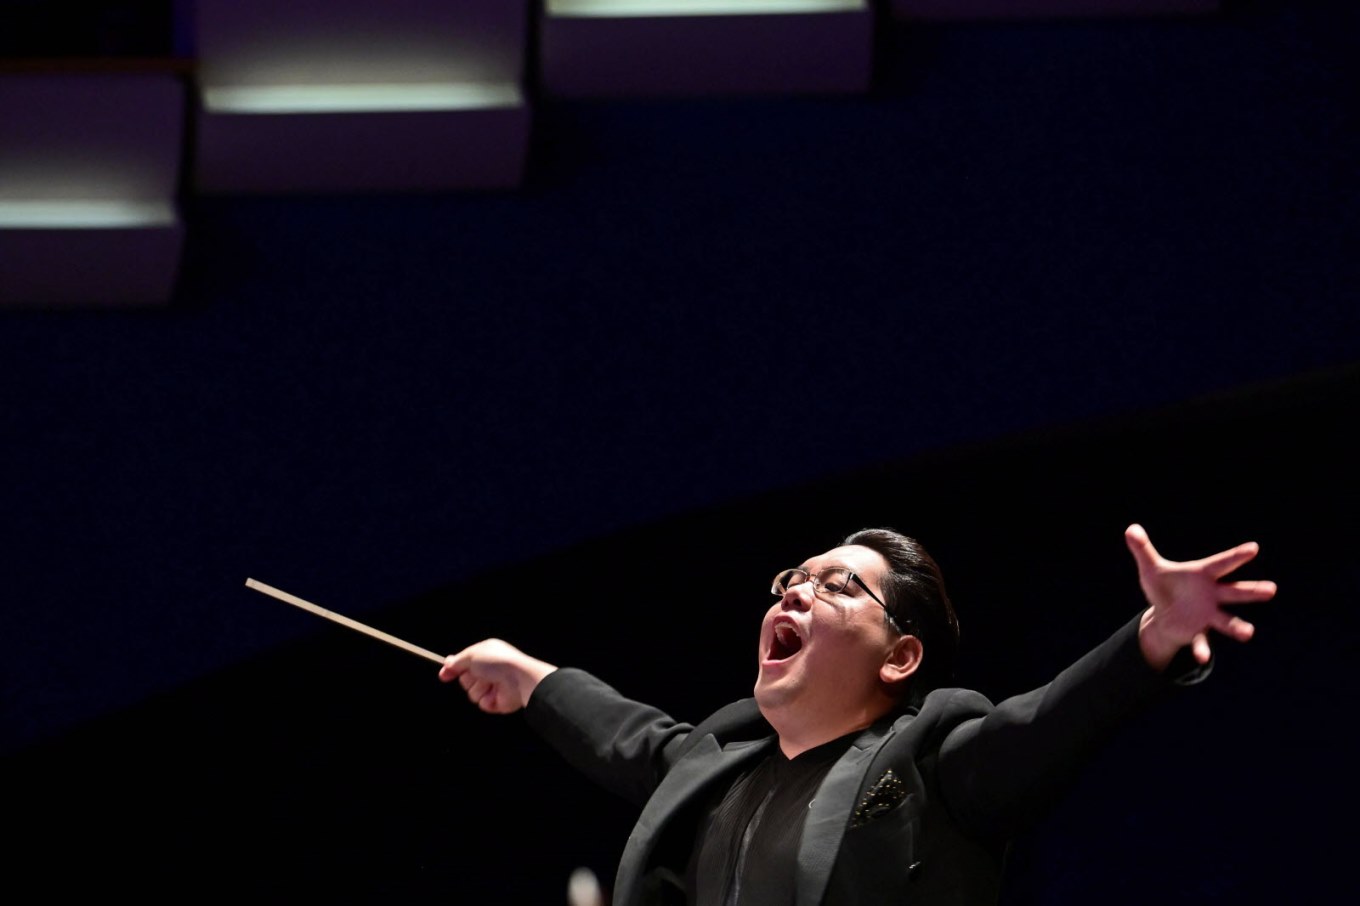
[244,577,447,665]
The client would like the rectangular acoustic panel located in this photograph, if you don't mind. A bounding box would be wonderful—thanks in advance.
[191,0,531,193]
[0,214,184,308]
[541,0,873,98]
[891,0,1219,18]
[193,93,530,193]
[0,73,185,307]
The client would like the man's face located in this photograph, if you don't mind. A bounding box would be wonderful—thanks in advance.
[754,544,899,730]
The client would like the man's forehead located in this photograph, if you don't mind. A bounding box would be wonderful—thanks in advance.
[801,544,884,574]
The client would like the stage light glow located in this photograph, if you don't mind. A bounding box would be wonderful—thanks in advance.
[201,82,523,114]
[0,200,176,229]
[548,0,863,16]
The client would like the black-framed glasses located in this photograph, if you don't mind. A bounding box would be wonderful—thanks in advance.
[770,567,901,633]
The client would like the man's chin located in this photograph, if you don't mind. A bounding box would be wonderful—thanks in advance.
[754,669,797,710]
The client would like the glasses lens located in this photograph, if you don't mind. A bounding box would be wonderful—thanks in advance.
[772,568,805,595]
[819,568,851,594]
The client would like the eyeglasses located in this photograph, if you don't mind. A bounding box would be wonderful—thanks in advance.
[770,567,901,633]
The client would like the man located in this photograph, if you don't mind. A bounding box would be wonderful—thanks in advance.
[440,523,1275,905]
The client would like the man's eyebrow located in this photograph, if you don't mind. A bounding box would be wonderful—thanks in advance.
[799,562,850,574]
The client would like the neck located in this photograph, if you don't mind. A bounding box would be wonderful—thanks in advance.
[767,698,894,759]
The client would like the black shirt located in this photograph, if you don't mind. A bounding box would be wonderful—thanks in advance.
[687,732,859,906]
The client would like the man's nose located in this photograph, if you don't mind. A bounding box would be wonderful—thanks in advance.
[780,583,814,611]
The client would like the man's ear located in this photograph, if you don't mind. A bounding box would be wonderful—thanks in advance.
[880,634,923,685]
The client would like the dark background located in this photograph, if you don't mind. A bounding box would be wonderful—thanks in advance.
[3,2,1357,903]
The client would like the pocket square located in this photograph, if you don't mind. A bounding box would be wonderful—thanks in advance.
[851,769,908,828]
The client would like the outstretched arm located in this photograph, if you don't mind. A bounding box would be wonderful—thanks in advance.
[439,638,558,713]
[1125,523,1278,671]
[441,642,694,804]
[936,525,1279,837]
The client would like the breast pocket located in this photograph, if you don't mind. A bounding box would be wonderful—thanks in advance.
[831,790,924,896]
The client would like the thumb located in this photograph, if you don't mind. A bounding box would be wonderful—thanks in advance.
[438,649,470,683]
[1124,523,1159,569]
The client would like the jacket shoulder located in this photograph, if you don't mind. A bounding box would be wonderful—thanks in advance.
[910,686,995,727]
[678,697,770,754]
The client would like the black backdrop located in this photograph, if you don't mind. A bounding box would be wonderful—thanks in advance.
[3,2,1357,903]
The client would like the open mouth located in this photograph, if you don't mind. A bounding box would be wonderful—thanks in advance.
[768,623,803,661]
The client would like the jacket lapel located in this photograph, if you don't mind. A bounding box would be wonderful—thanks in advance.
[795,721,896,906]
[613,734,776,905]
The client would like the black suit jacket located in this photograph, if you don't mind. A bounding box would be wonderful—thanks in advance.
[525,614,1201,906]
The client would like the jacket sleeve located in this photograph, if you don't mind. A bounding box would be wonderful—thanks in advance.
[523,667,694,809]
[931,612,1202,839]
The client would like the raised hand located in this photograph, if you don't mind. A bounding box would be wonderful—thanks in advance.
[1124,523,1278,670]
[439,638,558,714]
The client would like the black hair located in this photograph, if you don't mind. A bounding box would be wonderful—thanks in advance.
[842,527,961,703]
